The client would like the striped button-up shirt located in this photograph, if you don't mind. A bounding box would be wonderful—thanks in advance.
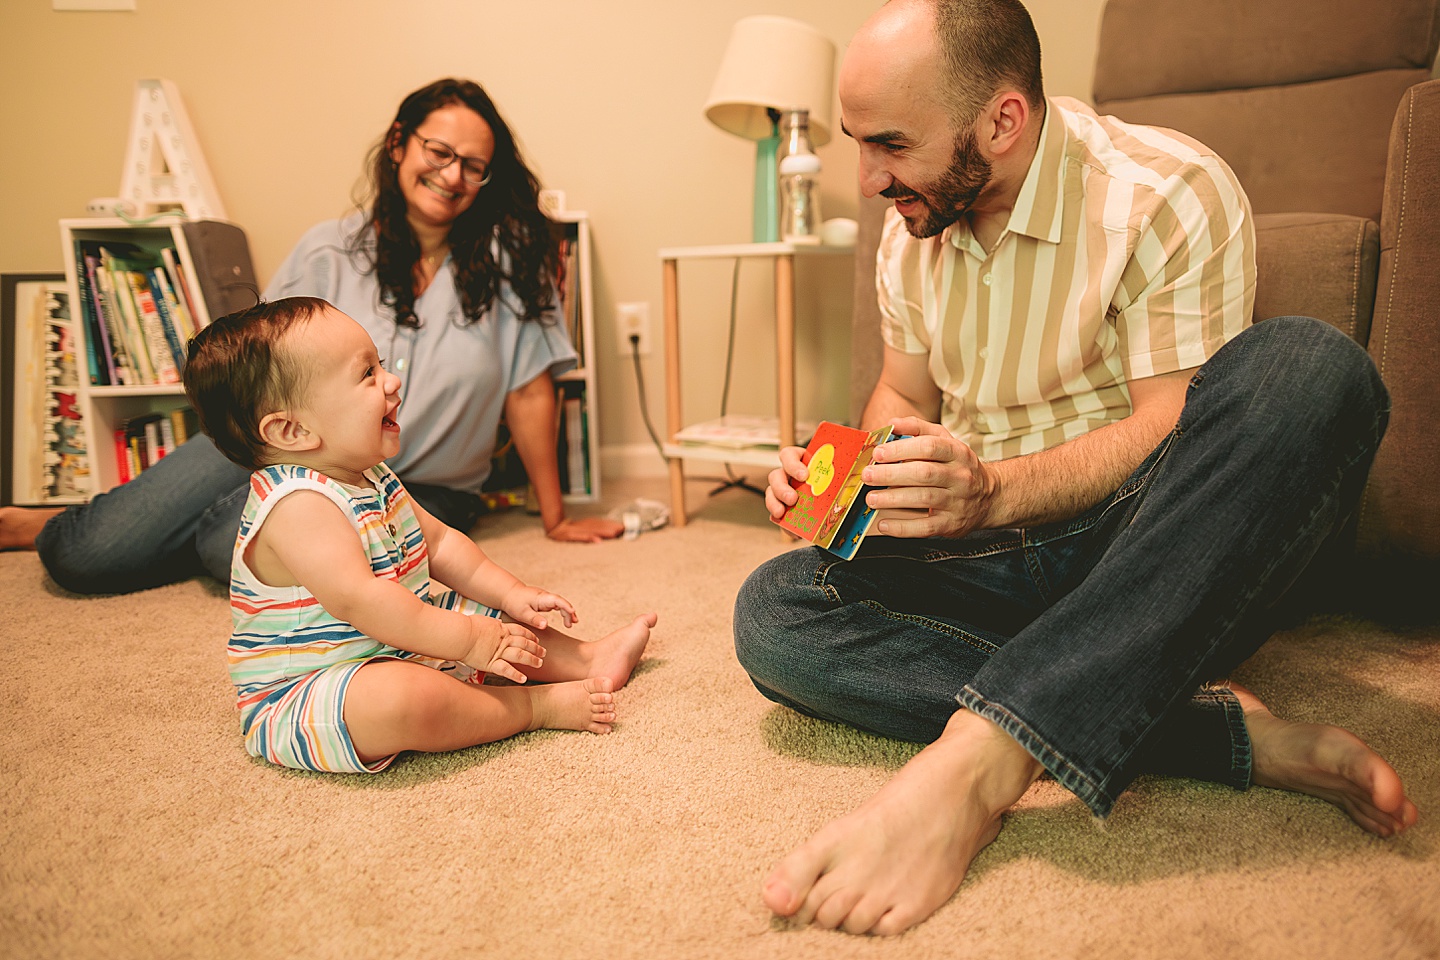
[877,96,1255,461]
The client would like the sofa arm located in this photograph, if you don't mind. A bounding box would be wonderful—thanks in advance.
[1356,78,1440,572]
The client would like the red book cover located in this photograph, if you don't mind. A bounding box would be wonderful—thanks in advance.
[775,421,894,550]
[114,428,132,484]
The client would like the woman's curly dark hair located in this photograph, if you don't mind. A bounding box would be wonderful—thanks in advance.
[356,77,558,329]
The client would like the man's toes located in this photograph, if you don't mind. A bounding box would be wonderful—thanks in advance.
[870,905,922,937]
[839,895,893,936]
[811,885,864,930]
[764,846,829,919]
[762,872,803,917]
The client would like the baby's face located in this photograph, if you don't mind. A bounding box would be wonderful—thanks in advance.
[283,306,403,484]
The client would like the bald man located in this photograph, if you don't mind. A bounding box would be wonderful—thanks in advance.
[733,0,1417,936]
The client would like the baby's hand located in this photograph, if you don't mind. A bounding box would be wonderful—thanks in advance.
[465,617,544,684]
[500,583,577,631]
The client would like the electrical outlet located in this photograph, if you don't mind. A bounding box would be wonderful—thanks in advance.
[615,301,651,356]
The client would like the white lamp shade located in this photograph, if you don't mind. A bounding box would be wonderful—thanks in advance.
[704,15,836,147]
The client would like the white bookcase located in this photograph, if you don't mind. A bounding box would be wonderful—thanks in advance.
[545,209,601,504]
[58,217,254,495]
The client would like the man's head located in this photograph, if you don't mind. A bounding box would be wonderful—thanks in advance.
[840,0,1045,237]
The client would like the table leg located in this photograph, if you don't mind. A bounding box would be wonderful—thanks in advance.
[775,254,796,450]
[774,254,797,541]
[662,257,687,527]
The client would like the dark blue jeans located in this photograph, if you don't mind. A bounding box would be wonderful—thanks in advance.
[36,433,486,595]
[733,317,1389,818]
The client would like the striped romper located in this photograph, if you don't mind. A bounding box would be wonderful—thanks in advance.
[228,463,497,773]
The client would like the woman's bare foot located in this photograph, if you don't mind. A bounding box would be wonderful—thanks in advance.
[763,709,1042,936]
[1232,682,1418,837]
[0,506,61,551]
[528,677,616,734]
[586,613,656,689]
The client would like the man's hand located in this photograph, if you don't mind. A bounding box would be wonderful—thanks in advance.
[499,583,578,631]
[464,617,544,683]
[766,445,811,521]
[862,417,998,539]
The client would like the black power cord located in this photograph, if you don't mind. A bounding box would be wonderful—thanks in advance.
[628,259,764,498]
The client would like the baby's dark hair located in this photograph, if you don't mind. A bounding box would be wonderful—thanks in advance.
[182,296,330,470]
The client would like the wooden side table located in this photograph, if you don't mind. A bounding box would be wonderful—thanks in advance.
[658,241,853,526]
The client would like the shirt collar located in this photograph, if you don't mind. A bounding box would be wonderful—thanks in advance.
[945,97,1067,252]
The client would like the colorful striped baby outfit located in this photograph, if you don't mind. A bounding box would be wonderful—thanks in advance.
[228,462,494,773]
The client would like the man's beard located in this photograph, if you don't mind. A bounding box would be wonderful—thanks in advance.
[882,125,993,239]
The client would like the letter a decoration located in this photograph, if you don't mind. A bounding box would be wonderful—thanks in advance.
[118,78,227,220]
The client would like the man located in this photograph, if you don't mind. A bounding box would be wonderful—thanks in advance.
[732,0,1418,937]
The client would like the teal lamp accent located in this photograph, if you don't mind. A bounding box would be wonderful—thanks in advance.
[752,110,781,243]
[704,16,835,244]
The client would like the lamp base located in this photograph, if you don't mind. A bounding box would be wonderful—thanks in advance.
[751,116,780,243]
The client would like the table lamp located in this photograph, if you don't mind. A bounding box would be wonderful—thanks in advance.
[703,15,835,243]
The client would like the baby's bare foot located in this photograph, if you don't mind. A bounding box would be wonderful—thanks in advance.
[529,677,615,734]
[0,506,61,551]
[1233,682,1418,837]
[587,613,656,689]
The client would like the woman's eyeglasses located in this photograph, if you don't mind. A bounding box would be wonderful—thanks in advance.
[412,134,491,186]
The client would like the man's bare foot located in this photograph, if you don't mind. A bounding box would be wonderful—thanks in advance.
[528,677,616,734]
[1232,682,1418,837]
[763,709,1042,936]
[586,613,656,689]
[0,506,61,551]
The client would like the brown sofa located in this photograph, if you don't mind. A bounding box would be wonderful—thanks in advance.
[849,0,1440,614]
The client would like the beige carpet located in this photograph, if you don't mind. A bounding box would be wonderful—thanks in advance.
[2,476,1437,960]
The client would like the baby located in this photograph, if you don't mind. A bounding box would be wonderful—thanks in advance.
[183,296,654,773]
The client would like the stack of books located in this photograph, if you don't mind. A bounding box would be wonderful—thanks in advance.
[113,408,198,483]
[72,240,204,387]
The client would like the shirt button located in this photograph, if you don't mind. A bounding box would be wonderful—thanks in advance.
[982,274,993,286]
[978,347,989,359]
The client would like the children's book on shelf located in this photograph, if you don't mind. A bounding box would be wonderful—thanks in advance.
[74,239,199,387]
[113,408,196,484]
[774,420,901,561]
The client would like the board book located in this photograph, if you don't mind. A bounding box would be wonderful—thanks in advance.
[774,420,898,560]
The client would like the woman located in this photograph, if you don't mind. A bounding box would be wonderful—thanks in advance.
[5,78,619,595]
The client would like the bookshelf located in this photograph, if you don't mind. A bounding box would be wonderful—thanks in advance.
[545,210,600,504]
[57,217,256,495]
[475,209,600,506]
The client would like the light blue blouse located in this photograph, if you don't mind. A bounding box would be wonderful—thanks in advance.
[264,216,577,494]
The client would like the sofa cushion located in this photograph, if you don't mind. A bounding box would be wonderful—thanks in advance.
[1097,69,1427,222]
[1093,0,1440,102]
[1253,212,1380,344]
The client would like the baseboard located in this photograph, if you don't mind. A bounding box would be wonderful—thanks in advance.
[600,442,669,479]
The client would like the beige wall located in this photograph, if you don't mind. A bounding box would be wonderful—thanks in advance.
[0,0,1107,474]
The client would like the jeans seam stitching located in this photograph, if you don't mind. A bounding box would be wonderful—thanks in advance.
[958,684,1109,811]
[858,600,1000,653]
[916,539,1023,561]
[813,560,842,604]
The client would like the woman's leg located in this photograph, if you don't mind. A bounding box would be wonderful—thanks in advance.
[404,481,485,534]
[35,434,251,594]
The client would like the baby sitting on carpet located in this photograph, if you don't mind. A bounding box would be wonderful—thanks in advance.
[183,296,654,773]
